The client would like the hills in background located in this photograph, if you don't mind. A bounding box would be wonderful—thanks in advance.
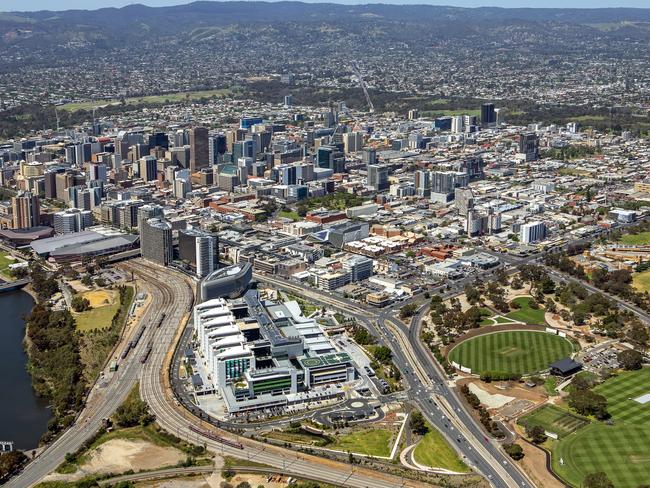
[2,1,650,47]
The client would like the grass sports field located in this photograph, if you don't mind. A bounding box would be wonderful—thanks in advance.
[594,368,650,424]
[448,330,573,375]
[505,296,546,324]
[619,231,650,245]
[553,424,650,488]
[518,405,589,438]
[551,369,650,487]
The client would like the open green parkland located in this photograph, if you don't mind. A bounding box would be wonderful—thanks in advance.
[448,330,574,375]
[549,368,650,487]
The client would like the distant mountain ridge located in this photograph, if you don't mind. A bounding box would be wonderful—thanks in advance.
[2,0,650,52]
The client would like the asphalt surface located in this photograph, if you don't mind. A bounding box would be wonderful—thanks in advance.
[256,273,534,488]
[137,265,440,488]
[7,261,178,488]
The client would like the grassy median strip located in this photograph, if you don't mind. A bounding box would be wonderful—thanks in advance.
[412,424,469,473]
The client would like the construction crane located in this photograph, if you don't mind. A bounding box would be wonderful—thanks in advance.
[350,63,374,114]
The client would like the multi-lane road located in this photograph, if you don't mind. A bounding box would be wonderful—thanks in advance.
[6,260,185,488]
[135,265,445,488]
[256,273,534,488]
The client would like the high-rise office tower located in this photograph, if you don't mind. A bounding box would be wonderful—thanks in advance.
[415,170,431,197]
[343,132,364,154]
[519,133,540,161]
[209,134,227,165]
[178,227,219,277]
[189,127,209,171]
[141,217,173,265]
[430,171,469,203]
[481,103,496,127]
[53,208,93,234]
[139,156,158,182]
[451,116,464,133]
[362,148,377,165]
[12,191,40,229]
[88,162,107,182]
[137,204,164,234]
[149,132,169,150]
[521,221,546,244]
[455,188,474,216]
[367,164,389,191]
[174,177,192,198]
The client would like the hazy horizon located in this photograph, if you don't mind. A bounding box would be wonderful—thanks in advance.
[4,0,650,13]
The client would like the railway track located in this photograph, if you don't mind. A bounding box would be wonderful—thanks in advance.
[134,264,428,488]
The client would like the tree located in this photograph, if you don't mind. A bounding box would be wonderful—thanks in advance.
[399,303,417,319]
[525,424,547,444]
[372,346,392,365]
[571,373,597,391]
[583,472,614,488]
[626,323,649,349]
[545,297,557,314]
[352,326,373,345]
[568,390,608,419]
[537,276,556,295]
[235,482,252,488]
[113,388,155,427]
[409,411,428,435]
[503,443,524,460]
[464,306,483,328]
[71,295,91,312]
[0,451,27,482]
[464,284,481,305]
[618,349,643,370]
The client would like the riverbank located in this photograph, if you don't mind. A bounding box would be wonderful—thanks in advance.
[0,290,51,450]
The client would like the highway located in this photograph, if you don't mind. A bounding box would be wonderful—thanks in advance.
[136,265,440,488]
[256,273,534,488]
[6,261,178,488]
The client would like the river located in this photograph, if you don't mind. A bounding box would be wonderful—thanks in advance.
[0,290,51,451]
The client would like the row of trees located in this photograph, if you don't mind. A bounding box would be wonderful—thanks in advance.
[459,384,504,438]
[26,303,85,443]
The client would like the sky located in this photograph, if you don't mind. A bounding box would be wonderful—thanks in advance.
[3,0,649,12]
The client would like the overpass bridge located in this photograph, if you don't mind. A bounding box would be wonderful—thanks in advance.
[0,278,31,293]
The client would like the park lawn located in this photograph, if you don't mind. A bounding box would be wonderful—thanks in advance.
[60,88,232,112]
[448,330,574,375]
[477,308,494,326]
[0,252,17,278]
[278,210,301,221]
[633,269,650,292]
[73,296,120,331]
[506,297,546,324]
[544,376,559,396]
[619,231,650,245]
[329,428,393,457]
[412,424,469,472]
[593,368,650,424]
[552,423,650,488]
[518,405,589,439]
